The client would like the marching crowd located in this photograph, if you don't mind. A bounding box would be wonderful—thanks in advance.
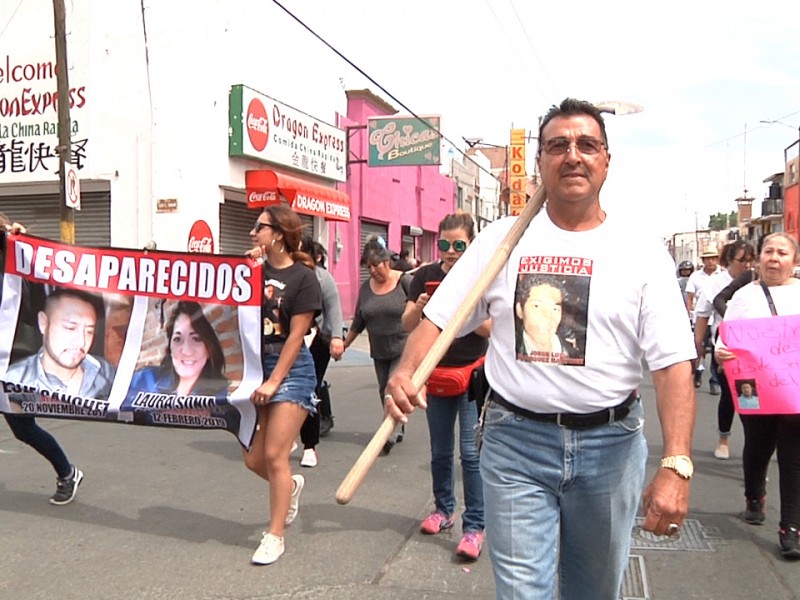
[3,97,800,599]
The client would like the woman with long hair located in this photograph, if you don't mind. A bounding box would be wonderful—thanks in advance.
[297,235,344,468]
[715,232,800,559]
[401,213,489,560]
[693,240,755,460]
[124,301,228,402]
[243,205,321,565]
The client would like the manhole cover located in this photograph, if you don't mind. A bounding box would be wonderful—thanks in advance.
[630,517,722,551]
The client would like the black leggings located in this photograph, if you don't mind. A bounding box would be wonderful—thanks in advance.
[299,334,332,450]
[717,367,735,436]
[3,414,72,478]
[740,414,800,528]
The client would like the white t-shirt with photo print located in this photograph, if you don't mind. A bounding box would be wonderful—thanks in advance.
[423,210,696,414]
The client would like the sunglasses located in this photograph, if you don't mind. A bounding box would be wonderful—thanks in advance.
[253,221,277,233]
[542,137,605,156]
[438,239,467,252]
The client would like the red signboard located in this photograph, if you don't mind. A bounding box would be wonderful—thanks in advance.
[187,220,214,253]
[244,170,351,222]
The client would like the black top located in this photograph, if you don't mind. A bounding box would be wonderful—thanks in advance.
[262,261,321,345]
[409,261,487,366]
[713,270,756,317]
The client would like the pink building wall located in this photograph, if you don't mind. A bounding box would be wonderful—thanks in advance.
[327,89,455,319]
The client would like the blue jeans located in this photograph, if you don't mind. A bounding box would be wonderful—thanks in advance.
[262,345,318,414]
[425,392,484,533]
[480,399,646,600]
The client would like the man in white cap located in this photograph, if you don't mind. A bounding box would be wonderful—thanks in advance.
[685,245,724,389]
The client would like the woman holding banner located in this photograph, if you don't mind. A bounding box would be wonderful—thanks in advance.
[243,206,321,566]
[715,232,800,559]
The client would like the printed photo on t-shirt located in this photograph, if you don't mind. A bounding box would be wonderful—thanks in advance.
[514,256,591,366]
[263,280,284,338]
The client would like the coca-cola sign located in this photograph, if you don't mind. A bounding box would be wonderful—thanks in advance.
[246,98,269,151]
[248,190,277,204]
[187,220,214,253]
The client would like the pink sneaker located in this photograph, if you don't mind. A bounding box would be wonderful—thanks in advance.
[456,531,484,560]
[420,511,455,535]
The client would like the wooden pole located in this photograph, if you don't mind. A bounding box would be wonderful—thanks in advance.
[53,0,75,243]
[335,185,547,505]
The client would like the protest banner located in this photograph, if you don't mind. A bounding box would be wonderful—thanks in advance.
[718,314,800,414]
[0,232,263,447]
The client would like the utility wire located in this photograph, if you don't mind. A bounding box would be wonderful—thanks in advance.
[702,110,800,149]
[482,0,550,107]
[0,0,26,39]
[506,0,559,102]
[270,0,513,185]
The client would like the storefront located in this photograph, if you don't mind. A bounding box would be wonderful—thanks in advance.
[0,183,111,246]
[223,84,350,258]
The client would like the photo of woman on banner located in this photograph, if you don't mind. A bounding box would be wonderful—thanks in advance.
[121,300,240,432]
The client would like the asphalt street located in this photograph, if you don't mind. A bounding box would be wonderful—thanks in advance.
[2,334,799,599]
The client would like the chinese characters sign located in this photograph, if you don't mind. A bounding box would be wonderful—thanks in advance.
[1,1,91,183]
[228,84,346,182]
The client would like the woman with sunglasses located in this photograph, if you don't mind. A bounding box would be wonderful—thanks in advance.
[244,206,321,566]
[343,236,411,455]
[401,213,490,561]
[692,240,755,460]
[715,232,800,559]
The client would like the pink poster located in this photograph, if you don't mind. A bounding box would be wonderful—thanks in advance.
[718,315,800,414]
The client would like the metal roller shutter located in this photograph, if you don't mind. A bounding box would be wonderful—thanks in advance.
[0,191,111,246]
[359,220,388,284]
[219,197,314,257]
[219,198,253,256]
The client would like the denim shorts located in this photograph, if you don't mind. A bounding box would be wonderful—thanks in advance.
[262,345,318,415]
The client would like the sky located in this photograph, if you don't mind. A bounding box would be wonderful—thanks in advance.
[2,0,796,240]
[272,0,800,239]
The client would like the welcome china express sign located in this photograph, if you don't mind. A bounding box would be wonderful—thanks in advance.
[228,84,346,183]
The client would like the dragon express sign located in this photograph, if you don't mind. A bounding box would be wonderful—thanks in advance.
[228,84,346,183]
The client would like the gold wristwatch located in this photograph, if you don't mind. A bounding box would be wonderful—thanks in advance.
[660,455,694,480]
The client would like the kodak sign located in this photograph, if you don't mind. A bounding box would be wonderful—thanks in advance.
[509,129,527,216]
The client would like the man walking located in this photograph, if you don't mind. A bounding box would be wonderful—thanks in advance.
[384,98,696,599]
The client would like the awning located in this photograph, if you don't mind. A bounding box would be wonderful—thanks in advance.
[245,170,351,222]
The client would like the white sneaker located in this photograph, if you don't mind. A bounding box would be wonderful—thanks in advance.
[285,474,305,525]
[300,448,318,468]
[290,440,298,453]
[251,532,284,565]
[714,444,730,460]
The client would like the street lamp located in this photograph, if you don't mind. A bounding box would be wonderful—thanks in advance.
[594,100,645,116]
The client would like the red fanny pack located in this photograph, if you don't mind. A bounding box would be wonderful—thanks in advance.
[426,357,485,397]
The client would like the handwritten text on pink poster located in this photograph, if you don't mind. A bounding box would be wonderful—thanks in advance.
[719,315,800,414]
